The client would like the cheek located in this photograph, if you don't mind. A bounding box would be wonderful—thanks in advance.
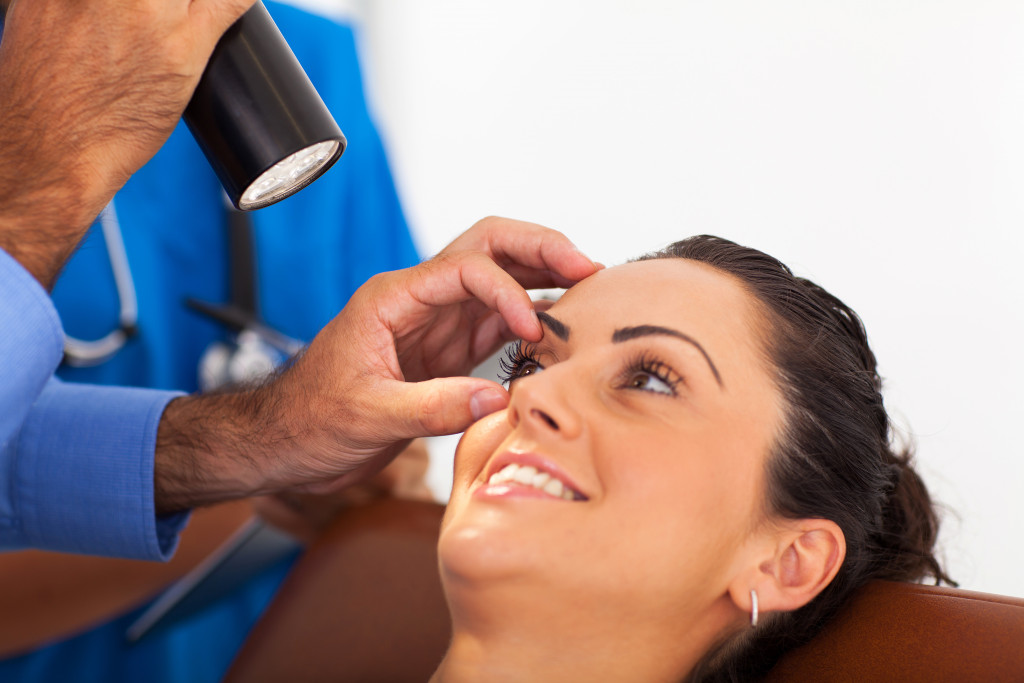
[594,423,762,574]
[451,410,511,491]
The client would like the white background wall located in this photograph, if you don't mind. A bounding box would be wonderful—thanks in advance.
[287,0,1024,598]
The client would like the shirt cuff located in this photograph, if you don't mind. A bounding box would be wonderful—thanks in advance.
[0,247,65,444]
[13,379,190,560]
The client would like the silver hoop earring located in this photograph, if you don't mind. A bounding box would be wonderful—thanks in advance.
[750,589,759,628]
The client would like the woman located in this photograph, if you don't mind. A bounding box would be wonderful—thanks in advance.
[434,235,950,682]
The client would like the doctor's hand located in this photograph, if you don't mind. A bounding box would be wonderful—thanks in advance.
[252,439,433,544]
[266,216,599,492]
[0,0,255,287]
[153,217,599,512]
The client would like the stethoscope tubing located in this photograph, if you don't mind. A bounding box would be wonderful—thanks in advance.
[62,201,140,367]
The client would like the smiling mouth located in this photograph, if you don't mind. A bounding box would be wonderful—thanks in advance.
[486,464,588,501]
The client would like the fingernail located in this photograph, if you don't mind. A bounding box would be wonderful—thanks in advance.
[471,387,508,421]
[528,307,543,340]
[573,245,598,267]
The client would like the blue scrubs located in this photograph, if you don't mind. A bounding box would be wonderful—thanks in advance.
[54,2,419,391]
[0,3,419,681]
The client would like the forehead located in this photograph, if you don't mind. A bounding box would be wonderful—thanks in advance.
[547,258,769,383]
[554,258,759,332]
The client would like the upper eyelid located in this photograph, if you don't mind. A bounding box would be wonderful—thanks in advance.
[612,325,722,387]
[507,337,691,386]
[619,354,683,394]
[520,341,556,362]
[516,345,684,389]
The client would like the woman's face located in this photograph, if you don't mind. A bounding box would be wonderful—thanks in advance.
[439,258,785,633]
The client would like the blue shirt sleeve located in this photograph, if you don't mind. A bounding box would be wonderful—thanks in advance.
[0,377,189,560]
[0,247,64,450]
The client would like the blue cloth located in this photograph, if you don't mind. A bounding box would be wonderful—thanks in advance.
[2,551,297,683]
[3,378,186,559]
[0,3,419,682]
[0,243,186,561]
[0,248,64,451]
[53,3,419,392]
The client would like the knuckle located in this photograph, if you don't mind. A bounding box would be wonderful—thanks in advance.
[363,270,392,288]
[472,215,500,229]
[433,250,478,275]
[429,251,459,267]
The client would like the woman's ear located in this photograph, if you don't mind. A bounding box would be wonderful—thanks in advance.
[728,519,846,618]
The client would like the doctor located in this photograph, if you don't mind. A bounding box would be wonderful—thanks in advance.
[0,0,598,559]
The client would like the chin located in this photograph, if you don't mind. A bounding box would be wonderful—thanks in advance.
[437,500,534,589]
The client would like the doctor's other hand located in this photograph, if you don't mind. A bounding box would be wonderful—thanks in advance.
[0,0,255,287]
[251,439,433,544]
[154,217,598,512]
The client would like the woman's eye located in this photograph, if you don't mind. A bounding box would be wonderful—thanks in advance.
[516,362,542,379]
[626,371,674,395]
[498,342,545,385]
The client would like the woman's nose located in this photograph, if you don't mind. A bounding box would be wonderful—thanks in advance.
[506,370,582,439]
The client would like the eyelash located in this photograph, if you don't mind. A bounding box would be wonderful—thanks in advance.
[620,352,683,395]
[497,340,539,384]
[497,341,683,397]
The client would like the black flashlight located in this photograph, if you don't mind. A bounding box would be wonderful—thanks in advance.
[184,2,346,210]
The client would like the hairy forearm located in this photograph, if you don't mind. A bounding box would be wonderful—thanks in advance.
[0,84,100,289]
[0,179,97,290]
[154,385,303,514]
[0,21,138,289]
[153,358,410,515]
[0,0,233,289]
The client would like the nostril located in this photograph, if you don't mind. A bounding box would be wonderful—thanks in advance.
[531,408,559,431]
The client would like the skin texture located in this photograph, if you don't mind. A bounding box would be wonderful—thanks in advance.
[0,0,256,288]
[154,217,601,512]
[434,259,844,683]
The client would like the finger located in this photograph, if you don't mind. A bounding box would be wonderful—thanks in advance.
[406,251,543,341]
[468,310,516,365]
[533,298,558,314]
[468,297,561,365]
[500,263,589,290]
[380,376,510,439]
[444,217,599,284]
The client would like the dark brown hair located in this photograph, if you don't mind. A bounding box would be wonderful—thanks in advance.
[635,235,953,682]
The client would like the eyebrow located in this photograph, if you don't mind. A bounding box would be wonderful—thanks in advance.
[535,313,724,387]
[613,325,723,386]
[537,311,569,341]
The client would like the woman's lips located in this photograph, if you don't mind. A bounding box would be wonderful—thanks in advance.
[476,453,588,502]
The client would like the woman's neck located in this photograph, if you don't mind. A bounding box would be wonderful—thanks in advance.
[430,607,715,683]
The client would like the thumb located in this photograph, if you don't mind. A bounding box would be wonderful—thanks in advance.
[383,377,509,438]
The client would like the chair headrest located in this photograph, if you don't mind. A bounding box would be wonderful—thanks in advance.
[765,580,1024,682]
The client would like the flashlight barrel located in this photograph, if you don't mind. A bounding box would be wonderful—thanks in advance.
[184,2,346,209]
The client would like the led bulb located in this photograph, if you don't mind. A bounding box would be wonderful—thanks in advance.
[238,140,341,210]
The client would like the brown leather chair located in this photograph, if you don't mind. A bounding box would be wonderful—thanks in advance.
[764,580,1024,682]
[0,500,254,658]
[226,500,451,683]
[226,499,1024,682]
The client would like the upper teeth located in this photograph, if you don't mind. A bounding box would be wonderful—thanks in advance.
[487,463,579,501]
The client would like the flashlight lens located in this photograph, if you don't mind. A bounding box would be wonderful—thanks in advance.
[239,140,340,210]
